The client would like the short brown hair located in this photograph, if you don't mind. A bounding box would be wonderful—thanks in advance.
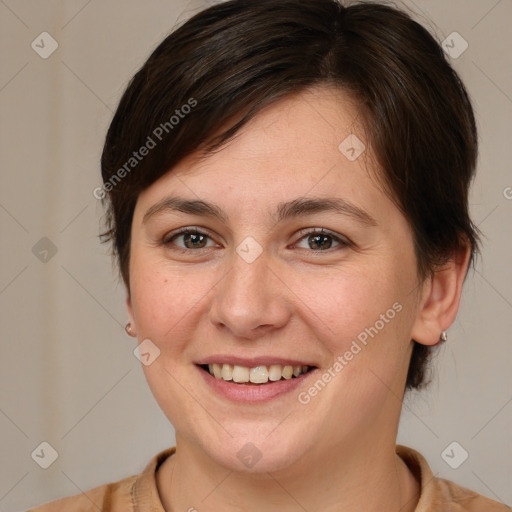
[100,0,480,390]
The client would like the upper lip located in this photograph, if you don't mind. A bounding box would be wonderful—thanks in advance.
[196,355,317,367]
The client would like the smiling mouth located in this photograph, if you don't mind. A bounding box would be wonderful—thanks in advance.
[199,363,315,384]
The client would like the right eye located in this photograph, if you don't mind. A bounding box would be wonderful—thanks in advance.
[163,228,219,252]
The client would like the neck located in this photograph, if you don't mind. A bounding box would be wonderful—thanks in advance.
[156,432,420,512]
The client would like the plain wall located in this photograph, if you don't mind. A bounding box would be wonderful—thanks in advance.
[0,0,511,510]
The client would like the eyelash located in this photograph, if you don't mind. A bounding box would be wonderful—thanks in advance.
[162,227,351,254]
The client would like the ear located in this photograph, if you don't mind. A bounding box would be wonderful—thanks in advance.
[126,293,137,337]
[411,245,471,346]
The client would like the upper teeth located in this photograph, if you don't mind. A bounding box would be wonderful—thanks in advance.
[208,363,309,383]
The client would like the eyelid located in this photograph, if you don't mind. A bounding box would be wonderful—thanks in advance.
[164,225,202,241]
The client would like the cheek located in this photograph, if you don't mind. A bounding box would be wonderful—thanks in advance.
[128,257,209,426]
[129,255,205,346]
[289,261,403,343]
[289,260,415,397]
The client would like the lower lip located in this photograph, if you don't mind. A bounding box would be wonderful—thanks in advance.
[197,366,316,403]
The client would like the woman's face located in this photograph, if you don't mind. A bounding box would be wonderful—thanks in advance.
[128,87,425,472]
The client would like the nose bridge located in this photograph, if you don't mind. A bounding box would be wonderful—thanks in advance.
[210,247,290,337]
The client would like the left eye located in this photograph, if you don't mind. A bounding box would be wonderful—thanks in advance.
[294,230,346,251]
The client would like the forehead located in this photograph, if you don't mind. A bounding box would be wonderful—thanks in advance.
[195,87,366,171]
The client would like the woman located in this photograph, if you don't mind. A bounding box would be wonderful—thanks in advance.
[29,0,510,510]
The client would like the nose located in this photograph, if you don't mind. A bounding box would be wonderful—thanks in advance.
[208,250,292,340]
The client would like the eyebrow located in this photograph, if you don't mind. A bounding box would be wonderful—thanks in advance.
[142,196,377,227]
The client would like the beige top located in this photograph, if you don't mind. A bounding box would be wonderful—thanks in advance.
[27,445,510,511]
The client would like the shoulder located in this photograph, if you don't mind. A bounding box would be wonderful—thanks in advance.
[396,445,511,512]
[26,474,137,512]
[433,476,511,512]
[26,447,175,512]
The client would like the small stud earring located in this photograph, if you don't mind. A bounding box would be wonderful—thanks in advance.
[439,331,448,343]
[125,323,135,337]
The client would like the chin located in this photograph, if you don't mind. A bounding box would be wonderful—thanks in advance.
[223,444,304,474]
[196,425,316,474]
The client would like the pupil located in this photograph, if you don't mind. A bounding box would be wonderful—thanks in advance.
[310,234,331,250]
[185,232,206,248]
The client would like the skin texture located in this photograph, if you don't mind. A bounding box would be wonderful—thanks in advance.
[126,87,470,511]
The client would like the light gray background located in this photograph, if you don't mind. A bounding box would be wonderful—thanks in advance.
[0,1,511,510]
